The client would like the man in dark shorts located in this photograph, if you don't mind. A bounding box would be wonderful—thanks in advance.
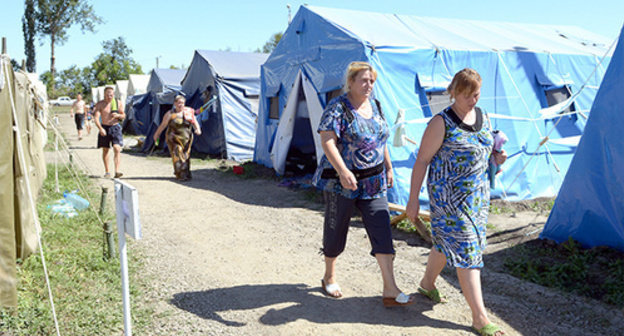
[70,93,86,140]
[93,86,125,178]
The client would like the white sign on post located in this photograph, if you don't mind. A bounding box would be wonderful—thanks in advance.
[114,179,142,336]
[115,180,142,240]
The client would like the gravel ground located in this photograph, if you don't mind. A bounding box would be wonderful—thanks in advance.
[57,115,624,336]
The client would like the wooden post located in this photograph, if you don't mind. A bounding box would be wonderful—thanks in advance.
[1,37,6,54]
[100,187,115,259]
[99,187,108,216]
[388,202,432,243]
[104,221,115,260]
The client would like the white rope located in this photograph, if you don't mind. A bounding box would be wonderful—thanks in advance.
[495,52,565,195]
[502,35,618,192]
[394,95,522,115]
[3,58,61,336]
[46,119,109,231]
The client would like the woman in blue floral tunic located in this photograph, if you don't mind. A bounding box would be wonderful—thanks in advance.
[406,68,507,336]
[313,61,413,307]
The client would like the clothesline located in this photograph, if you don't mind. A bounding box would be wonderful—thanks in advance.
[391,108,589,131]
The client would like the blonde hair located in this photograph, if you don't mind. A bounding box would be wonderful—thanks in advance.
[447,68,482,99]
[174,95,186,103]
[345,61,377,92]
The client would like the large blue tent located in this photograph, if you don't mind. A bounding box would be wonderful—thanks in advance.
[541,26,624,252]
[181,50,268,162]
[254,6,612,207]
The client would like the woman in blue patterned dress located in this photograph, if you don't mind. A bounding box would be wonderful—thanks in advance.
[406,68,507,336]
[313,61,413,307]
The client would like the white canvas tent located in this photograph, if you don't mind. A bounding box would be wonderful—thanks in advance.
[127,74,150,97]
[115,80,129,107]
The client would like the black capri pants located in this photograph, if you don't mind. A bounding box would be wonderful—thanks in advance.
[74,113,85,130]
[322,191,395,258]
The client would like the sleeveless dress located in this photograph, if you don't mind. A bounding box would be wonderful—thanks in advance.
[166,107,195,180]
[427,107,493,268]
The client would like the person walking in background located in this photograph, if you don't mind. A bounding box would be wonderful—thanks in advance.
[93,86,125,178]
[70,93,86,140]
[406,68,507,336]
[152,95,201,181]
[312,61,413,307]
[85,101,94,136]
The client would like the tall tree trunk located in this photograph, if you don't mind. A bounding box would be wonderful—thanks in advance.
[50,34,55,90]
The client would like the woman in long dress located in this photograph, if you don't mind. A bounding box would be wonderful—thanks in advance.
[406,68,507,336]
[153,95,201,180]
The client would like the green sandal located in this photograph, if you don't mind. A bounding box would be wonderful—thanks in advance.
[417,287,446,303]
[472,323,504,336]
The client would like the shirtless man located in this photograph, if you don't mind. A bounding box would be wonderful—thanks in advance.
[70,93,86,140]
[93,86,125,178]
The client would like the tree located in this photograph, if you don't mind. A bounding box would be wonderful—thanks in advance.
[258,32,282,54]
[39,70,54,94]
[22,0,37,73]
[34,0,103,86]
[89,37,143,86]
[57,65,87,96]
[10,59,22,72]
[41,65,93,99]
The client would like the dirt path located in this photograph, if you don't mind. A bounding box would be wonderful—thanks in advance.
[57,115,623,335]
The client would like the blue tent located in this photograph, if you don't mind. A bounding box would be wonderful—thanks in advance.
[254,5,612,207]
[131,68,187,152]
[122,92,151,135]
[181,50,268,162]
[541,26,624,252]
[146,68,186,93]
[124,68,187,136]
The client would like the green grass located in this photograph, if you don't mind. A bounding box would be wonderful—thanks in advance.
[503,237,624,308]
[489,202,513,215]
[395,218,432,234]
[0,163,152,335]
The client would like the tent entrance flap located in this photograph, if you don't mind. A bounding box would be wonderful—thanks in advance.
[270,70,324,175]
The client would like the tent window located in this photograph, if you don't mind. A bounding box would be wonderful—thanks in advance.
[269,96,280,120]
[545,86,575,114]
[424,90,449,115]
[326,89,343,105]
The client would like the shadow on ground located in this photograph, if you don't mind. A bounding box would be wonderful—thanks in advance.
[171,283,468,332]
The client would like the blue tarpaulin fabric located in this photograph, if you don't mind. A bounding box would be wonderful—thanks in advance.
[541,25,624,252]
[122,92,151,135]
[146,68,186,93]
[181,50,268,161]
[253,5,613,207]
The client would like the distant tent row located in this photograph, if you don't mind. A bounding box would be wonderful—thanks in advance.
[120,50,268,161]
[0,54,48,307]
[541,25,624,252]
[90,74,150,106]
[253,6,613,206]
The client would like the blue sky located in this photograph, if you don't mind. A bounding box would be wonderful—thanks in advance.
[1,0,622,75]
